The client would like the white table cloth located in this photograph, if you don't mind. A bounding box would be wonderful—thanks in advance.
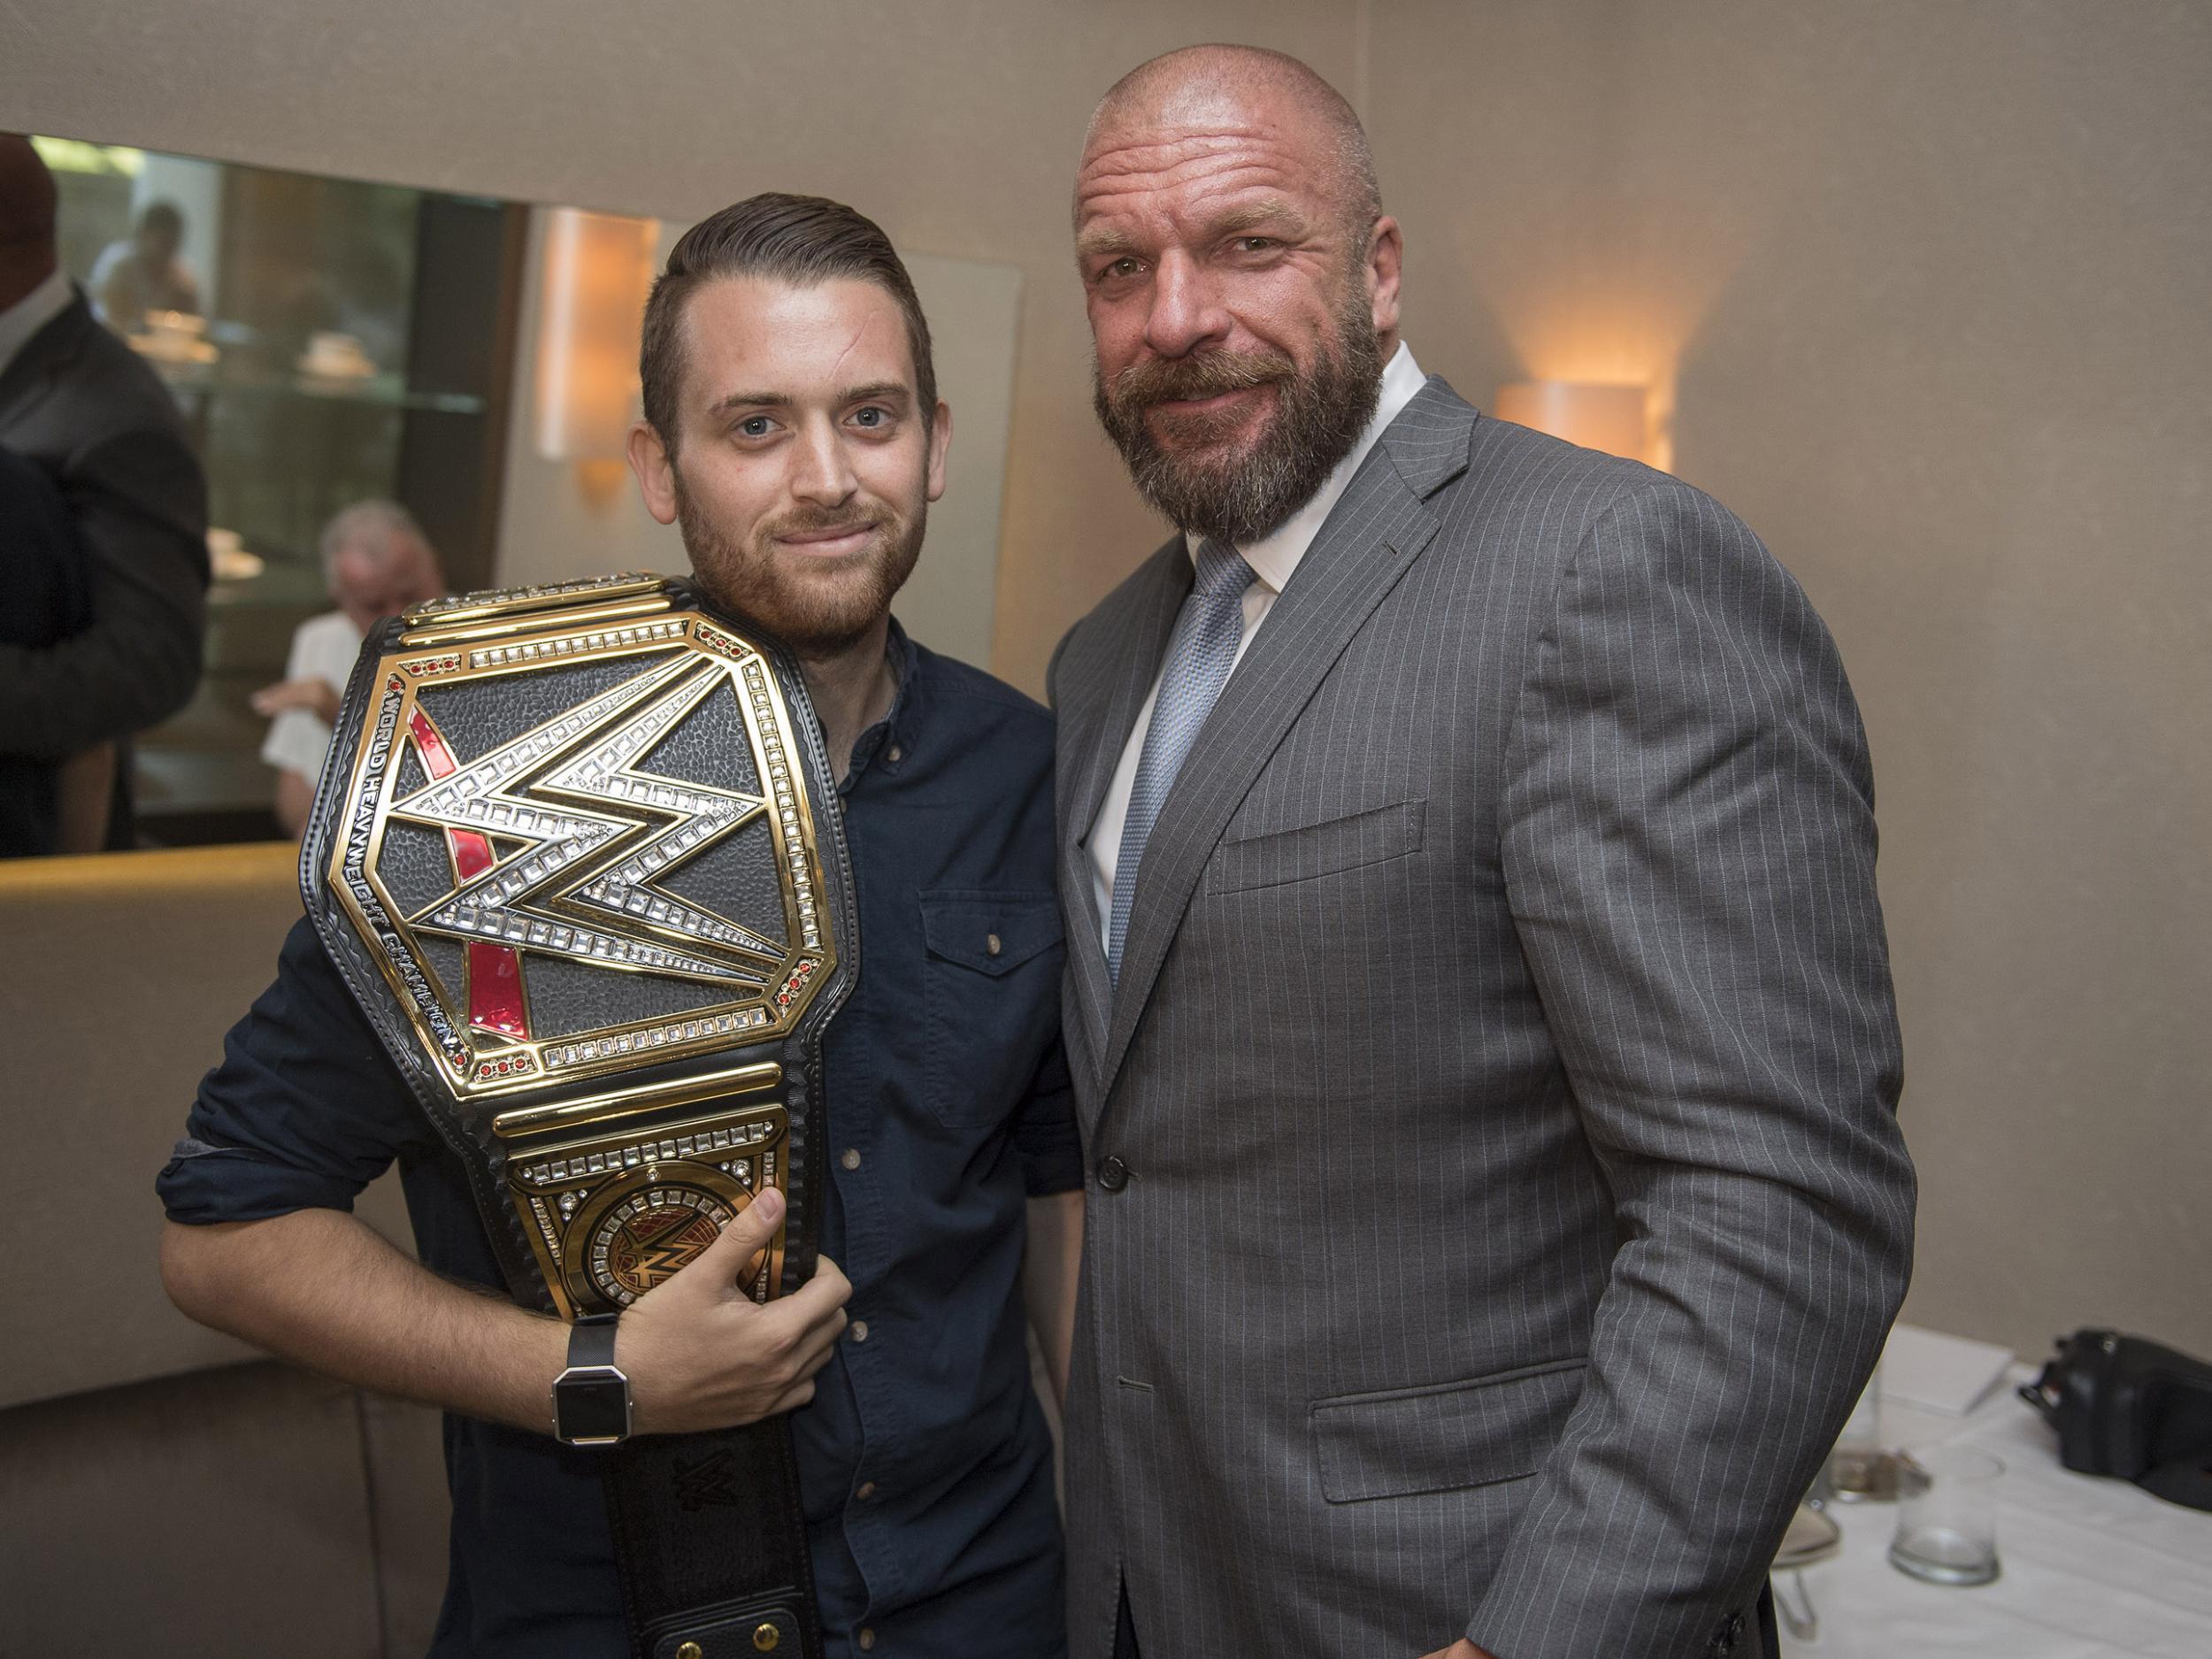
[1778,1367,2212,1656]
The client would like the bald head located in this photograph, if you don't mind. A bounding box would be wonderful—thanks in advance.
[1082,44,1380,234]
[1074,45,1402,547]
[320,500,445,630]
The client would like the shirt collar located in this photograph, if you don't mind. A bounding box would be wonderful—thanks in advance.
[1185,340,1427,595]
[0,268,77,381]
[838,616,919,795]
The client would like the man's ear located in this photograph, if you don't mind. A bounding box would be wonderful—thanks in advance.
[925,400,953,504]
[1366,215,1403,343]
[627,421,680,526]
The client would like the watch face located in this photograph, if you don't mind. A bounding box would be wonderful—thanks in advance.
[557,1372,630,1444]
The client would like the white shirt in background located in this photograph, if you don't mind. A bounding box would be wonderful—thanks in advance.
[261,611,365,783]
[0,266,75,379]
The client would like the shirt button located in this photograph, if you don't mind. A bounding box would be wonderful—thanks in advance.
[856,1480,877,1502]
[886,745,902,764]
[849,1319,870,1343]
[841,1148,862,1171]
[857,1632,876,1652]
[1095,1156,1129,1193]
[986,932,1002,957]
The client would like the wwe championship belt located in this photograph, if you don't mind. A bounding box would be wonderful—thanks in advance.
[300,573,856,1659]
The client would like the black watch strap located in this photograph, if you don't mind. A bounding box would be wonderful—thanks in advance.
[569,1312,620,1369]
[554,1313,630,1446]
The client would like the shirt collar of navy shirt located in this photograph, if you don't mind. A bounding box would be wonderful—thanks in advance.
[833,615,918,797]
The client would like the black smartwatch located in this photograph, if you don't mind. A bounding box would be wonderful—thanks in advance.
[551,1314,632,1446]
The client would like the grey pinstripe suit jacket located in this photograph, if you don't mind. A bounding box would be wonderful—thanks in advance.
[1047,379,1915,1659]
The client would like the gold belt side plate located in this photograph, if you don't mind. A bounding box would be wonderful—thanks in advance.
[509,1097,793,1319]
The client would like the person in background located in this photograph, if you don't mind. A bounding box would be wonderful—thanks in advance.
[0,134,208,850]
[0,444,101,856]
[252,498,446,837]
[89,199,202,330]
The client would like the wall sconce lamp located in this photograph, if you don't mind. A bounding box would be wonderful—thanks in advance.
[534,208,660,463]
[1494,380,1649,463]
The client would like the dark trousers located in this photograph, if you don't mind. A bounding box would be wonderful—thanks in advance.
[1113,1580,1141,1659]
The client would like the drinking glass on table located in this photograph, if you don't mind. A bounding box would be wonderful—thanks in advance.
[1888,1444,2004,1586]
[1826,1363,1890,1499]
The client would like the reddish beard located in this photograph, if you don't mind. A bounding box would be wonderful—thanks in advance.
[672,477,925,656]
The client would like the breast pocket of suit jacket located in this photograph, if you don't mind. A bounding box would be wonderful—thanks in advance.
[1310,1357,1587,1503]
[919,888,1064,1131]
[1204,795,1427,896]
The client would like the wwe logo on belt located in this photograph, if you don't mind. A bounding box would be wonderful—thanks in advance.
[672,1445,748,1510]
[393,655,789,1002]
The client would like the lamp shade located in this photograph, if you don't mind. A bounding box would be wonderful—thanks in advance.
[534,208,659,462]
[1494,380,1647,461]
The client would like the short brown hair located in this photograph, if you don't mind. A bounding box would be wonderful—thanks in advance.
[639,193,936,455]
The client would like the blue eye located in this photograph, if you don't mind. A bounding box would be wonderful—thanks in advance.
[737,416,773,437]
[853,407,885,427]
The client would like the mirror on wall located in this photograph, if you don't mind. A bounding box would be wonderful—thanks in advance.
[12,136,1023,856]
[24,135,526,845]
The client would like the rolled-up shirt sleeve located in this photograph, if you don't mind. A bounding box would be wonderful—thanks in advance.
[157,915,432,1224]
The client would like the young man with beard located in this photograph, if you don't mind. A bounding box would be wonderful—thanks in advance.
[1048,46,1913,1659]
[159,195,1082,1659]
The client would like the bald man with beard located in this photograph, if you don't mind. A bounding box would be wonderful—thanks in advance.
[1048,46,1913,1659]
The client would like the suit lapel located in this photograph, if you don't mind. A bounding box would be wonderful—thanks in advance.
[1094,379,1478,1105]
[1057,537,1191,1068]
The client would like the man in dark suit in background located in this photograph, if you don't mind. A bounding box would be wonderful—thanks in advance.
[0,134,207,847]
[1049,45,1915,1659]
[0,442,94,854]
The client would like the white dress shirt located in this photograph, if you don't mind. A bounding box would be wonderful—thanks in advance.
[1087,341,1427,953]
[261,611,365,782]
[0,266,75,380]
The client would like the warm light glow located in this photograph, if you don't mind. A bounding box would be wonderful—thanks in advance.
[1494,381,1650,463]
[535,208,660,462]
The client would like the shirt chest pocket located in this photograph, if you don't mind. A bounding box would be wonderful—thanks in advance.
[919,888,1064,1132]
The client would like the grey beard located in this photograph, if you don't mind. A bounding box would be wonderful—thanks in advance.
[1094,310,1385,549]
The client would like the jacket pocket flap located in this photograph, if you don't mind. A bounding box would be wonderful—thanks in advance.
[919,889,1062,976]
[1311,1358,1586,1504]
[1207,797,1426,895]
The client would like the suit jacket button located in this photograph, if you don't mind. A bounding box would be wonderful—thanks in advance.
[1095,1155,1130,1192]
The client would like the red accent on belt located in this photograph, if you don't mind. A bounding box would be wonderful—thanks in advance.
[408,707,531,1039]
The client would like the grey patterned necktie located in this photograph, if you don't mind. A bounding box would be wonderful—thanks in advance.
[1108,537,1256,984]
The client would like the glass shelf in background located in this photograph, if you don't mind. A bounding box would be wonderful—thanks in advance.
[142,350,488,415]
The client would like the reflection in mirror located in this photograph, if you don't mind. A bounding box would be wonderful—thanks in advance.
[7,139,1021,859]
[19,136,524,847]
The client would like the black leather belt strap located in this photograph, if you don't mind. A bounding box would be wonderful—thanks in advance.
[609,1422,823,1659]
[300,576,858,1659]
[604,1009,837,1659]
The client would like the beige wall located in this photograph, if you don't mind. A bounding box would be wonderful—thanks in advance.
[1370,0,2212,1357]
[8,1,2204,1362]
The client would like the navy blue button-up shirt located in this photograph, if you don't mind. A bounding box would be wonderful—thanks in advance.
[158,624,1080,1659]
